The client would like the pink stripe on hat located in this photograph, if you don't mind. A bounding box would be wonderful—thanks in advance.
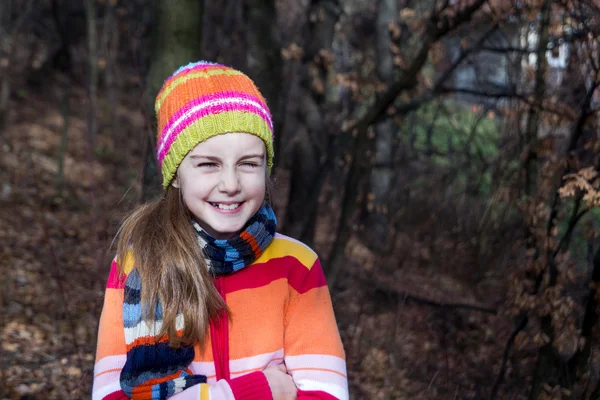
[159,91,272,144]
[157,102,273,165]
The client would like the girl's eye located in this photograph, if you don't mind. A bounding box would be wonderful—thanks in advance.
[240,162,260,168]
[197,163,217,168]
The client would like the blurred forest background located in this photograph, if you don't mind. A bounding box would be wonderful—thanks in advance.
[1,0,600,399]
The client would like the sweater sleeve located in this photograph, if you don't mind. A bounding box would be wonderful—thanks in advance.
[284,257,349,400]
[92,260,272,400]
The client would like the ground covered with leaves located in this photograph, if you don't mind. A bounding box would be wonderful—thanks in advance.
[0,76,536,399]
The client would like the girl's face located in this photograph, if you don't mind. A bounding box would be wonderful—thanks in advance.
[173,132,267,239]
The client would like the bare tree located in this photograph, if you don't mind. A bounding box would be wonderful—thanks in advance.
[142,0,203,199]
[363,0,398,252]
[326,0,495,282]
[523,0,552,196]
[0,0,34,133]
[280,0,342,246]
[244,0,283,142]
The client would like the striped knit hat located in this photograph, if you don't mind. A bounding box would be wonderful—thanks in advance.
[155,61,274,188]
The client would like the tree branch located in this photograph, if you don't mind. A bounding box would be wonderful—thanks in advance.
[345,0,492,133]
[438,87,578,118]
[544,80,600,250]
[402,293,499,314]
[480,46,533,54]
[435,0,451,15]
[489,316,529,400]
[436,23,500,89]
[368,273,499,314]
[430,0,490,41]
[552,196,586,258]
[384,24,499,118]
[439,87,520,98]
[327,0,492,285]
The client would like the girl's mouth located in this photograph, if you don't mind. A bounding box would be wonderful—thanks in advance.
[209,202,242,211]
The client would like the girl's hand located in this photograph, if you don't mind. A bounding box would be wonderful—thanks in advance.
[263,364,297,400]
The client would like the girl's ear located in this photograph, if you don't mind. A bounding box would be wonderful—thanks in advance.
[172,176,180,189]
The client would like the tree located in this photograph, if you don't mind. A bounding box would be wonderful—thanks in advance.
[280,0,341,246]
[364,0,397,252]
[142,0,203,200]
[325,0,498,281]
[244,0,283,161]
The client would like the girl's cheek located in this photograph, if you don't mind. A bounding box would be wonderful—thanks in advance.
[248,175,267,190]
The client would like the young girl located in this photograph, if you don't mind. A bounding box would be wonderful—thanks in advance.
[92,61,349,400]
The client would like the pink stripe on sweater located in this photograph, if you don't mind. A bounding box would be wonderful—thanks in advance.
[106,261,127,289]
[157,102,272,164]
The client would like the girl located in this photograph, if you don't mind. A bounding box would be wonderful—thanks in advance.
[92,61,349,400]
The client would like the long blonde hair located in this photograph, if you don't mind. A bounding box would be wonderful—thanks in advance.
[115,186,228,349]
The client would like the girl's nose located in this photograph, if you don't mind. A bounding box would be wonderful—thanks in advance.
[218,169,241,195]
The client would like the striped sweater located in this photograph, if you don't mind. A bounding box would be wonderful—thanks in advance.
[93,233,349,399]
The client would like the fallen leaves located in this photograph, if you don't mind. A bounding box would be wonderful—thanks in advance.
[0,75,141,399]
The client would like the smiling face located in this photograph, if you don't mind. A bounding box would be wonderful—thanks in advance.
[173,132,267,239]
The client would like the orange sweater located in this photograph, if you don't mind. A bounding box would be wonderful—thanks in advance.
[93,233,348,399]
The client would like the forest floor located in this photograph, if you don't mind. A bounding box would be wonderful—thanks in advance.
[0,74,535,399]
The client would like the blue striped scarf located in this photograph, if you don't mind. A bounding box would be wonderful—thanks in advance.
[193,203,277,275]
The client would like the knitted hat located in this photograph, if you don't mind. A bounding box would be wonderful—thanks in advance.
[155,61,274,188]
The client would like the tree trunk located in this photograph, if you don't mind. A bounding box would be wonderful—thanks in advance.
[0,1,10,134]
[102,0,118,141]
[56,77,70,190]
[84,0,98,147]
[364,0,397,252]
[243,0,283,171]
[281,0,341,246]
[142,0,203,200]
[526,2,567,399]
[562,245,600,397]
[524,0,551,196]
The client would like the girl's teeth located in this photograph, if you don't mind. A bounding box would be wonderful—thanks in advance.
[213,203,240,210]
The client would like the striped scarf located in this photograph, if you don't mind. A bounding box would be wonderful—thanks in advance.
[120,203,277,399]
[193,203,277,275]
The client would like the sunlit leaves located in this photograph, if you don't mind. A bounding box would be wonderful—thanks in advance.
[560,167,600,209]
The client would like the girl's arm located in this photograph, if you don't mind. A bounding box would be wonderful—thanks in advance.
[92,259,272,400]
[284,257,349,400]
